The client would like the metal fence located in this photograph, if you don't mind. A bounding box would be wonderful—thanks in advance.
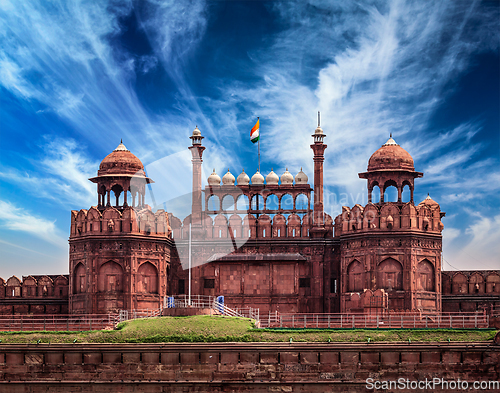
[0,314,118,332]
[258,312,490,329]
[163,295,260,321]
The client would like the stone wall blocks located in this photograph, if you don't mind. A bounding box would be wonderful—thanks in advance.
[160,352,179,365]
[101,352,122,364]
[462,352,482,365]
[339,351,359,364]
[220,352,239,365]
[122,352,141,364]
[5,353,24,365]
[260,352,279,364]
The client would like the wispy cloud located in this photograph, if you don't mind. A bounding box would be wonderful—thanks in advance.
[444,214,500,270]
[0,200,66,247]
[202,1,499,212]
[0,137,98,208]
[0,0,206,160]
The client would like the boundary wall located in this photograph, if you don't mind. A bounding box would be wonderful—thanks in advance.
[0,342,498,392]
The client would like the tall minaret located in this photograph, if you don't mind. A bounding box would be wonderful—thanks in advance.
[310,112,327,236]
[189,126,205,231]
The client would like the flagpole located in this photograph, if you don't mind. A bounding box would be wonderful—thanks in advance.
[257,117,260,173]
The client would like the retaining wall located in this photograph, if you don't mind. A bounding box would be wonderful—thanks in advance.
[0,342,498,392]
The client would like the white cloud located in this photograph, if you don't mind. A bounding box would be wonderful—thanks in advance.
[0,200,66,247]
[444,215,500,270]
[0,137,98,208]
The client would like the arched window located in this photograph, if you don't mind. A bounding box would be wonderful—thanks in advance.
[98,261,124,293]
[99,185,106,206]
[222,195,235,211]
[280,194,293,210]
[384,182,398,203]
[452,273,467,294]
[207,195,220,211]
[347,261,364,292]
[73,263,86,294]
[416,260,434,291]
[377,258,403,290]
[137,262,158,294]
[371,185,381,203]
[236,195,249,211]
[485,273,500,294]
[296,194,309,210]
[266,194,279,211]
[111,184,124,206]
[469,273,484,294]
[251,194,265,210]
[401,184,411,203]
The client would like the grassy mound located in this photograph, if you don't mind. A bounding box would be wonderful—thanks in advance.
[0,315,496,344]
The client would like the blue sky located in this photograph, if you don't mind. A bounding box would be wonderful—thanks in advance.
[0,0,498,278]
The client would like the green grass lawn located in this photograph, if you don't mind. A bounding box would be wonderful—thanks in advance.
[0,315,496,344]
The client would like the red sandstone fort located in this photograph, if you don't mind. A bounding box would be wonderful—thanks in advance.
[0,122,498,316]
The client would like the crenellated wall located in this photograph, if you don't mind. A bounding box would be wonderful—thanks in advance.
[442,271,500,313]
[70,206,172,238]
[334,201,444,236]
[0,275,69,315]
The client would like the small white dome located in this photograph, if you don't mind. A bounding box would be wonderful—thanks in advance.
[222,169,235,185]
[266,169,279,185]
[280,168,294,185]
[251,170,264,185]
[383,134,398,146]
[314,126,323,135]
[295,168,308,184]
[208,169,221,186]
[237,169,250,185]
[192,125,201,136]
[114,140,129,152]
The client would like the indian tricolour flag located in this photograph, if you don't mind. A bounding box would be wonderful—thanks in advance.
[250,118,260,143]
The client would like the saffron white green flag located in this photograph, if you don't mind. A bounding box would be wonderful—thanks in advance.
[250,119,259,143]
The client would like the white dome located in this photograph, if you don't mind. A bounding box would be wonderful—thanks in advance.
[280,168,293,185]
[314,125,323,135]
[192,125,201,136]
[295,168,308,184]
[251,170,264,185]
[222,169,235,185]
[237,169,250,185]
[208,169,221,186]
[266,169,279,185]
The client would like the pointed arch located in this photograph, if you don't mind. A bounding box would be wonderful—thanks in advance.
[416,259,434,291]
[469,272,484,294]
[137,262,158,294]
[74,263,86,294]
[377,258,403,290]
[452,273,468,294]
[98,261,124,293]
[347,260,365,292]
